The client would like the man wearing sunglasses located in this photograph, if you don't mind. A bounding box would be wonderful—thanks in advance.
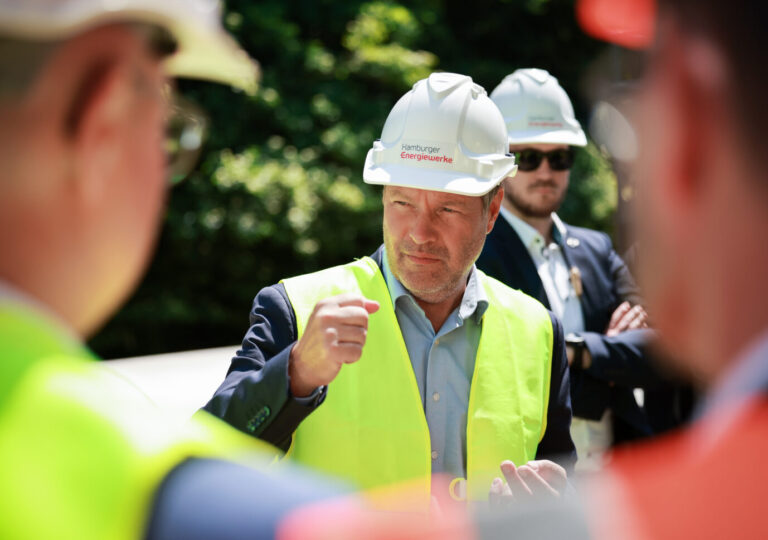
[476,69,655,471]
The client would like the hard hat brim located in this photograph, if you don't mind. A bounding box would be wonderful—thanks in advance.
[0,3,259,92]
[507,129,587,147]
[363,152,516,197]
[163,18,259,93]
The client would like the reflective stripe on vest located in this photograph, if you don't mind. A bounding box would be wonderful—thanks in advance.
[281,257,553,502]
[0,302,276,539]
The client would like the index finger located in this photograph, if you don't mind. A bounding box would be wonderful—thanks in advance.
[334,305,375,328]
[500,461,533,497]
[608,301,631,329]
[528,460,568,492]
[620,305,645,326]
[330,293,380,313]
[518,466,560,498]
[628,307,649,329]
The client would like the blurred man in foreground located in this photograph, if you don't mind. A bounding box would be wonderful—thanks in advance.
[577,0,768,537]
[0,2,335,538]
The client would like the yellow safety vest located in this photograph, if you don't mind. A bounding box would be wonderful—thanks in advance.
[281,257,553,502]
[0,301,275,540]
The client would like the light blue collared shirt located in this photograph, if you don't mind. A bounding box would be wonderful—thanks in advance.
[381,248,488,479]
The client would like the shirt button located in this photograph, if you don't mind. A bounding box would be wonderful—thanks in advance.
[431,451,438,460]
[434,338,440,346]
[432,392,440,402]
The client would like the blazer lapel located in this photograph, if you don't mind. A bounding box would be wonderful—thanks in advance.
[491,218,550,308]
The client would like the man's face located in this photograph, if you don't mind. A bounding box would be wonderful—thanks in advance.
[630,28,705,373]
[503,143,571,218]
[74,28,170,334]
[383,185,499,304]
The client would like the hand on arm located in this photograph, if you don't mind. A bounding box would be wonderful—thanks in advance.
[567,302,647,370]
[606,301,649,337]
[289,293,379,397]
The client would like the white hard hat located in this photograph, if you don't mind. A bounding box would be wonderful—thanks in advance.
[490,68,587,147]
[363,72,517,197]
[0,0,258,92]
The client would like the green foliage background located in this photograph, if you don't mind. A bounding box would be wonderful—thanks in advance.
[90,0,616,358]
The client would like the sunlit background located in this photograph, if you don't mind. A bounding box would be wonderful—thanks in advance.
[90,0,623,358]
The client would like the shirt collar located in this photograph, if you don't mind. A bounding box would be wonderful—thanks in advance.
[381,247,489,324]
[499,206,566,247]
[551,213,568,243]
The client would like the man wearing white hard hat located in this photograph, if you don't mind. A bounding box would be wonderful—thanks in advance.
[476,68,654,471]
[0,1,340,538]
[205,72,576,504]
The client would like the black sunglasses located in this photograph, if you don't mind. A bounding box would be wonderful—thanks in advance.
[513,148,575,172]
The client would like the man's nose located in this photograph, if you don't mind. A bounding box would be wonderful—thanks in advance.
[409,210,439,245]
[535,156,554,176]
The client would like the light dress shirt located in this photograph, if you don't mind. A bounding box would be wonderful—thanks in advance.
[499,207,611,471]
[381,248,488,481]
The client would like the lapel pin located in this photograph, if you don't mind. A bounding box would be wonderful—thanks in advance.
[566,237,580,248]
[570,266,583,297]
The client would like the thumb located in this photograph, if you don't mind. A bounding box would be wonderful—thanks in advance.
[363,299,380,314]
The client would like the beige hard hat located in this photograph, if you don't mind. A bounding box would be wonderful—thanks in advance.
[0,0,258,92]
[363,72,517,197]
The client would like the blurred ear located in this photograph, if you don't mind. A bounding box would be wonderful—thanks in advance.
[654,19,726,210]
[68,57,134,207]
[485,186,504,234]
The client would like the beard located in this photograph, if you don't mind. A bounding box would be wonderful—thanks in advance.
[504,181,566,218]
[383,227,481,305]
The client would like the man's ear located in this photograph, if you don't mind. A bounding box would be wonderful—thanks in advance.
[655,21,726,209]
[68,58,134,207]
[485,186,505,234]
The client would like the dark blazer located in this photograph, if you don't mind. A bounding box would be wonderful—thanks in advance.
[204,246,577,471]
[477,216,659,443]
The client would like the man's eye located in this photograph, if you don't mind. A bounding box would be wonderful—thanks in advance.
[393,200,409,207]
[441,207,458,213]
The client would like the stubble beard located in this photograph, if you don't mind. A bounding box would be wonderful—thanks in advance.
[504,185,565,219]
[383,228,482,305]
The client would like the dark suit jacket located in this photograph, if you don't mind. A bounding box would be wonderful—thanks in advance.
[477,216,658,443]
[204,246,577,471]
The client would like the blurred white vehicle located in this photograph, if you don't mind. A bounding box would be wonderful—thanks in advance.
[104,346,234,423]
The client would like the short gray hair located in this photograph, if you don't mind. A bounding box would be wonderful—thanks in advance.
[481,185,502,213]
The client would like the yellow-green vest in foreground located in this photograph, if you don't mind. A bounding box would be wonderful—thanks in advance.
[281,257,553,502]
[0,300,275,540]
